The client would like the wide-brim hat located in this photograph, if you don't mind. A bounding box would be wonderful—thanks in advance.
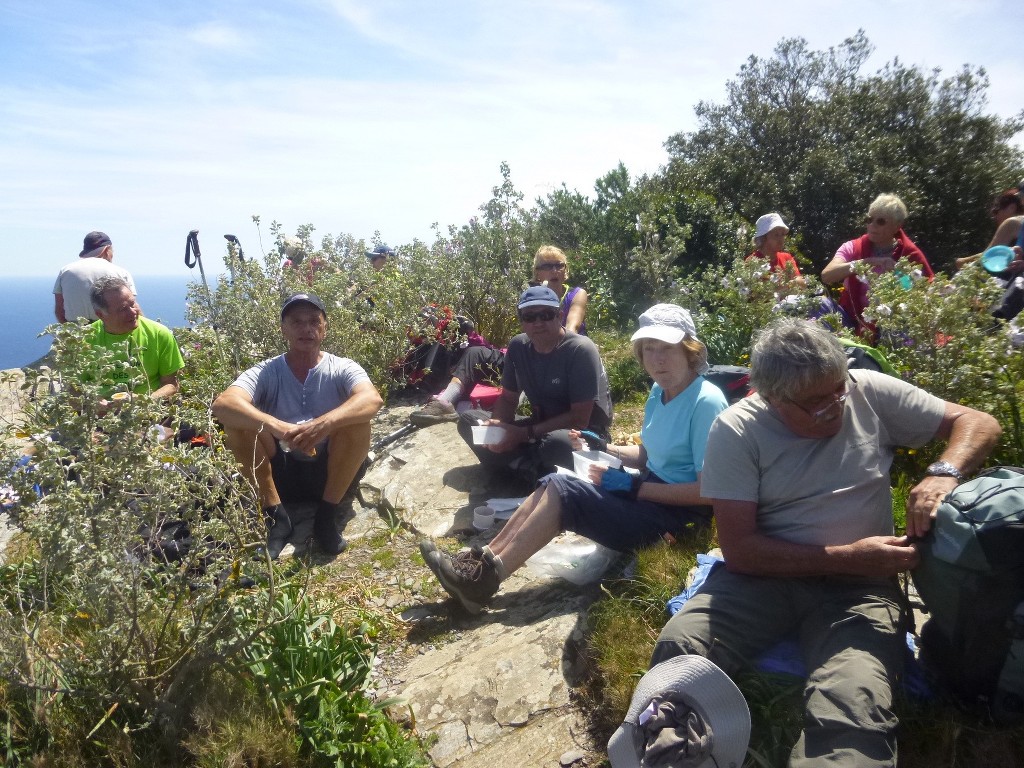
[754,213,789,239]
[630,304,699,345]
[517,285,561,310]
[281,292,327,319]
[607,655,750,768]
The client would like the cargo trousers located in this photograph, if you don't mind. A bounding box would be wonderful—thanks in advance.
[651,567,906,768]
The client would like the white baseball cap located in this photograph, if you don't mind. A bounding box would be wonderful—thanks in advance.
[754,213,789,239]
[630,304,699,345]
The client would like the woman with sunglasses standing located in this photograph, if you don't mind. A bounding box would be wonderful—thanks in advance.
[532,245,589,335]
[821,193,933,338]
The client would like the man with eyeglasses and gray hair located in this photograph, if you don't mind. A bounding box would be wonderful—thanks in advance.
[649,318,999,767]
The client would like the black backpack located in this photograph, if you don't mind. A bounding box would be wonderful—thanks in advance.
[912,466,1024,723]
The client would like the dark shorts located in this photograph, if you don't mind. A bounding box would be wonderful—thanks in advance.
[270,441,329,503]
[544,472,711,552]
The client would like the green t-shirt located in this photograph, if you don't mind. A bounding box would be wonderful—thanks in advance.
[86,316,185,395]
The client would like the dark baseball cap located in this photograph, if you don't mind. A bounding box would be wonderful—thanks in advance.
[79,231,112,257]
[365,244,395,260]
[281,292,327,319]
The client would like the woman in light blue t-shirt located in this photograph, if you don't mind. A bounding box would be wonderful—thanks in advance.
[420,304,728,614]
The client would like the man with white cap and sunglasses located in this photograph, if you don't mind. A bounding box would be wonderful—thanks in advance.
[645,318,999,766]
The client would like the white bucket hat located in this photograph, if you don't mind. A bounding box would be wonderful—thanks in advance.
[607,655,750,768]
[754,213,789,239]
[630,304,699,345]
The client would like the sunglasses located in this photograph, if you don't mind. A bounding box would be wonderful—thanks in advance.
[519,309,559,323]
[536,262,566,272]
[865,216,889,227]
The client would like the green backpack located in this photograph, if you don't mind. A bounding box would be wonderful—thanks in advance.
[912,466,1024,723]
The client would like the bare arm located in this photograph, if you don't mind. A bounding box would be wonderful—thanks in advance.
[54,294,67,324]
[212,385,292,439]
[151,372,179,401]
[636,471,711,507]
[821,254,854,285]
[715,498,919,578]
[282,380,383,454]
[564,288,588,333]
[905,401,1001,537]
[987,216,1023,250]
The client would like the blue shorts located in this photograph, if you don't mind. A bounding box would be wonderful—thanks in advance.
[544,472,711,552]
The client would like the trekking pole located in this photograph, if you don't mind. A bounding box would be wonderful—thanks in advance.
[368,423,419,462]
[184,230,231,371]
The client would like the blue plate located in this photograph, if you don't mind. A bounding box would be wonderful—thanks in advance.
[982,245,1014,274]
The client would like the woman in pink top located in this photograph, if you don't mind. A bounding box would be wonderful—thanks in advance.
[821,193,933,337]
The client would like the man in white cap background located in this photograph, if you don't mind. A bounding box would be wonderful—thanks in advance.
[455,285,612,487]
[649,318,999,766]
[747,213,807,289]
[213,292,383,558]
[54,230,137,323]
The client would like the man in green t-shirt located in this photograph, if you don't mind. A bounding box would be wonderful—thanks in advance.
[86,275,184,402]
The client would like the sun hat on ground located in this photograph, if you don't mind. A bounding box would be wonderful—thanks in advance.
[754,213,789,239]
[630,304,699,345]
[607,655,750,768]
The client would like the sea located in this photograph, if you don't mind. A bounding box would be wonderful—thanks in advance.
[2,275,201,370]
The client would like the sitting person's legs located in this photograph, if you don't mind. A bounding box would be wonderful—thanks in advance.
[411,347,505,425]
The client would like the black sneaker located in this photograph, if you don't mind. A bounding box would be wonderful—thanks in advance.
[410,398,458,427]
[264,504,293,560]
[436,547,500,614]
[313,502,348,555]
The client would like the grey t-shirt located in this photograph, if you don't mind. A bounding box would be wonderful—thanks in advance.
[230,353,370,439]
[53,258,137,322]
[700,369,945,546]
[502,330,612,431]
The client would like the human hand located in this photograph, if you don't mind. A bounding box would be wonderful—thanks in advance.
[486,422,525,453]
[840,535,920,575]
[905,475,958,538]
[281,419,324,456]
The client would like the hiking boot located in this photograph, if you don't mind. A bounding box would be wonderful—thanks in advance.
[436,546,500,614]
[410,398,458,427]
[313,501,348,556]
[264,504,293,560]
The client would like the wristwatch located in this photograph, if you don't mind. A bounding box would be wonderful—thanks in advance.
[925,460,964,482]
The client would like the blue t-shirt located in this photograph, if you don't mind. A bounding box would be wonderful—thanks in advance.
[641,377,728,484]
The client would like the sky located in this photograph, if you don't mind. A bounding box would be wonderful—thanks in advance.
[1,0,1021,277]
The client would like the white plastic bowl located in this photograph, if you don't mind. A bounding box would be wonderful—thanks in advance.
[572,450,622,483]
[471,425,506,445]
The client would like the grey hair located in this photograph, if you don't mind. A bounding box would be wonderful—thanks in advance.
[90,275,133,313]
[749,319,847,401]
[868,193,908,225]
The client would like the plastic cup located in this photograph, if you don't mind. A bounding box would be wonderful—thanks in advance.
[473,505,496,530]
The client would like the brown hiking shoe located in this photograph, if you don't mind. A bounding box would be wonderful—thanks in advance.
[409,398,458,427]
[436,547,500,614]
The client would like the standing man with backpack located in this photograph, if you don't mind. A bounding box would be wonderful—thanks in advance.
[648,319,999,767]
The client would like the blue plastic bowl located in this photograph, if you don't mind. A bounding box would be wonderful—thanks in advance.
[982,245,1015,274]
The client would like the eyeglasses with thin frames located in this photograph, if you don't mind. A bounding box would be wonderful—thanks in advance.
[784,377,858,422]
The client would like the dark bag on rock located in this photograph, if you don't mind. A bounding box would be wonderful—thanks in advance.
[912,466,1024,723]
